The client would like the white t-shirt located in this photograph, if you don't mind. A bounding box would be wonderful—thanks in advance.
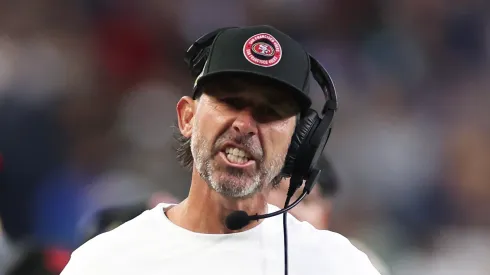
[61,203,380,275]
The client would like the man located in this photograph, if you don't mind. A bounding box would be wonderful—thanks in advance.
[61,25,380,274]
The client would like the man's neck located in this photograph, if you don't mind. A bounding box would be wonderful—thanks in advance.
[166,170,269,234]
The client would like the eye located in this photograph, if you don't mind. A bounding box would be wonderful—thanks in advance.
[253,105,283,122]
[216,96,290,123]
[221,97,247,110]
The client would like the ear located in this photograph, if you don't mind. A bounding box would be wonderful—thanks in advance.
[176,96,195,138]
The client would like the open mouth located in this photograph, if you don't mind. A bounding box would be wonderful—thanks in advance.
[224,147,251,164]
[219,145,256,168]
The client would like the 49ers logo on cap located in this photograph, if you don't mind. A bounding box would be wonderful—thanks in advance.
[243,33,282,67]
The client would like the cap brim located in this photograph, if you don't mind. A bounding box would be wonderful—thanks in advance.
[194,70,312,113]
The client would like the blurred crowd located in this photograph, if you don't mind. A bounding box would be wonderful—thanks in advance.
[1,0,489,274]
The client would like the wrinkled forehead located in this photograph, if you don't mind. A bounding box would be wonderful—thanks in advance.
[200,74,301,112]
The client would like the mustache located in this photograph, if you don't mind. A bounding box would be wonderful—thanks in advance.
[213,133,263,161]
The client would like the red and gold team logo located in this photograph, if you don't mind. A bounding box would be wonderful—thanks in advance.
[243,33,282,67]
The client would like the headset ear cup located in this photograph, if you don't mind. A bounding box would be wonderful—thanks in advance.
[281,109,319,177]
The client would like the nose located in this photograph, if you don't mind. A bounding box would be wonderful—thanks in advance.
[232,109,258,136]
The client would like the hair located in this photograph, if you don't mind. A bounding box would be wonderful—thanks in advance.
[173,122,194,171]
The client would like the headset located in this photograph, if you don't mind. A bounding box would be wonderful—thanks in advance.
[185,27,338,275]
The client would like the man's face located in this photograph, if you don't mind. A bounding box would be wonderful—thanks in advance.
[177,77,299,198]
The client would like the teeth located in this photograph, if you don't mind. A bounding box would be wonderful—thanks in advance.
[224,147,250,164]
[226,154,248,164]
[225,147,248,158]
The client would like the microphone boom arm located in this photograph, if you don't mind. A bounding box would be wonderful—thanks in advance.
[248,168,322,222]
[248,191,308,221]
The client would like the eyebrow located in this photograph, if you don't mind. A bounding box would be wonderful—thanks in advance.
[204,77,300,112]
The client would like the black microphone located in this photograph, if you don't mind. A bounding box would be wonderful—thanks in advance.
[225,169,321,231]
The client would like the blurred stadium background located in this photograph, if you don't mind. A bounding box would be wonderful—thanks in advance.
[1,0,489,274]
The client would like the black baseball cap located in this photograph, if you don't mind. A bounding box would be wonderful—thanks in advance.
[193,25,312,112]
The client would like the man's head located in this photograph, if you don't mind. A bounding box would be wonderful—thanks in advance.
[176,74,301,198]
[177,25,319,199]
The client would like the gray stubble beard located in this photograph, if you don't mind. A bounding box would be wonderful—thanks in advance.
[190,126,285,198]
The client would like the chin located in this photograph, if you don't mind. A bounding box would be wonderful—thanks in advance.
[209,174,262,199]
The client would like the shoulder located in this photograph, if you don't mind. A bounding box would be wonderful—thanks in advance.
[317,230,380,273]
[285,215,381,274]
[61,204,167,274]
